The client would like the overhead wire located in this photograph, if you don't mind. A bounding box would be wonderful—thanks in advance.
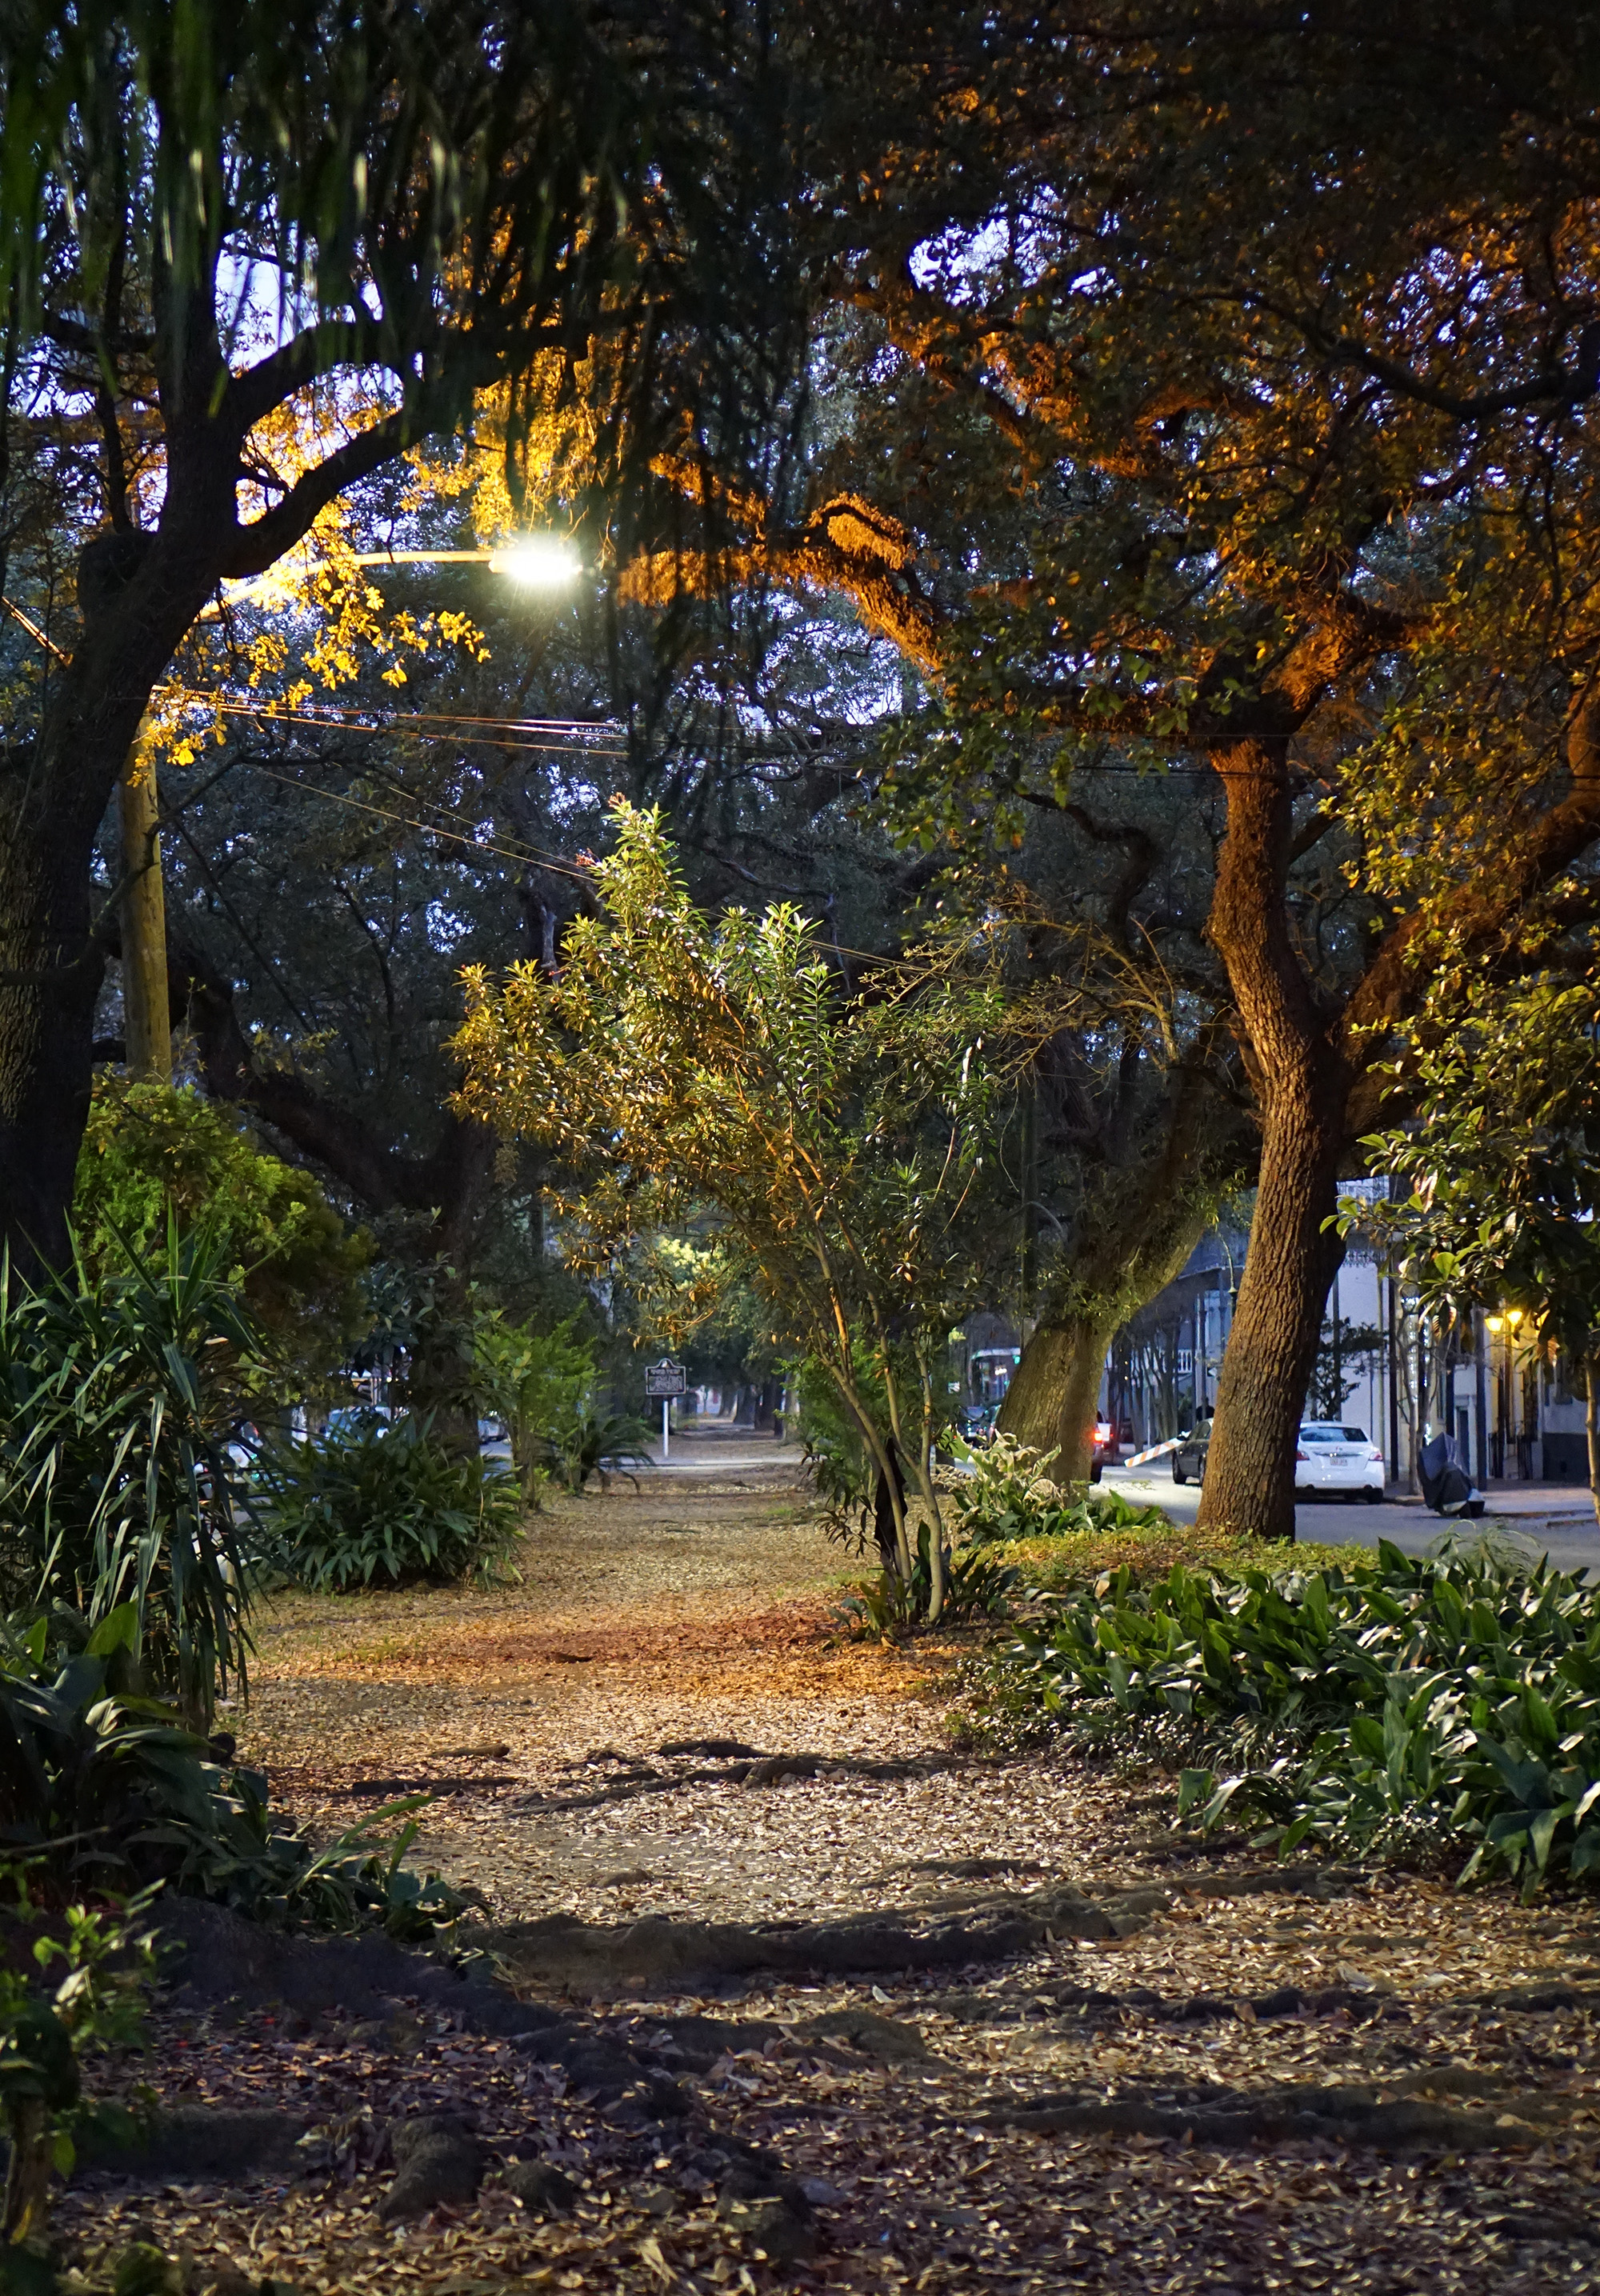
[0,591,1214,976]
[162,688,632,758]
[238,759,974,978]
[242,758,597,884]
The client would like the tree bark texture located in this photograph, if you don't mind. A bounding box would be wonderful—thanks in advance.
[998,1311,1122,1482]
[2,2094,50,2243]
[1198,742,1348,1540]
[1,359,242,1275]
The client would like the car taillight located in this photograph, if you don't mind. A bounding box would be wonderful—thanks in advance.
[1368,1447,1384,1463]
[1295,1446,1309,1462]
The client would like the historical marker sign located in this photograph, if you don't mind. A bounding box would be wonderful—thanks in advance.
[644,1358,687,1399]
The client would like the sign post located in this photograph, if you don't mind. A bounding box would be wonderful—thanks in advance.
[643,1359,687,1462]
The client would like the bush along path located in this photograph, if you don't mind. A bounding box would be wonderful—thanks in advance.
[975,1538,1600,1890]
[25,1478,1600,2294]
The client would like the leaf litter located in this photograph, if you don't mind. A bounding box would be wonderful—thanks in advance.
[55,1463,1600,2292]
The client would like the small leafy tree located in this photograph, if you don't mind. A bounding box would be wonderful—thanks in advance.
[1,1866,158,2246]
[74,1078,372,1395]
[454,803,1004,1622]
[1350,981,1600,1520]
[1306,1318,1388,1425]
[469,1310,594,1502]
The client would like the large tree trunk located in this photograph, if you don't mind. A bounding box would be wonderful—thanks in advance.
[998,1311,1121,1483]
[0,558,200,1276]
[996,1077,1236,1489]
[1,382,240,1276]
[1198,739,1350,1541]
[0,804,108,1280]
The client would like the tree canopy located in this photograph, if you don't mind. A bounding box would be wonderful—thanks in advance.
[453,800,1005,1616]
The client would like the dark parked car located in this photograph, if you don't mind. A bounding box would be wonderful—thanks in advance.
[1170,1420,1211,1485]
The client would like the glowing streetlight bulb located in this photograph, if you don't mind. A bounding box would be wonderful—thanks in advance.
[1485,1314,1504,1333]
[488,537,582,586]
[1506,1306,1525,1330]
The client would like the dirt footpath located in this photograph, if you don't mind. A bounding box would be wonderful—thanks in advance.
[60,1446,1600,2295]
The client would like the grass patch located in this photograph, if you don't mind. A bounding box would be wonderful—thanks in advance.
[988,1518,1373,1590]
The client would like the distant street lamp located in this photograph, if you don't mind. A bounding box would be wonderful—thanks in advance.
[120,539,582,1080]
[1483,1309,1528,1478]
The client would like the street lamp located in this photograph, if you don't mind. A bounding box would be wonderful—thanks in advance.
[120,539,582,1081]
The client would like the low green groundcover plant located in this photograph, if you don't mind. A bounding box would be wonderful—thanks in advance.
[0,1866,157,2245]
[974,1537,1600,1895]
[260,1414,523,1590]
[0,1603,473,1935]
[942,1434,1170,1545]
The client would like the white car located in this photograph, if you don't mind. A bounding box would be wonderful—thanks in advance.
[1295,1422,1386,1502]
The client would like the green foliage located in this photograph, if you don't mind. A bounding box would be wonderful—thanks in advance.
[942,1434,1168,1545]
[260,1416,523,1591]
[0,1226,262,1729]
[794,1349,879,1543]
[554,1403,654,1495]
[0,1862,158,2242]
[979,1539,1600,1893]
[470,1310,595,1501]
[839,1522,1021,1637]
[0,1607,474,1938]
[794,1344,959,1548]
[1351,978,1600,1397]
[72,1079,371,1394]
[1306,1318,1387,1424]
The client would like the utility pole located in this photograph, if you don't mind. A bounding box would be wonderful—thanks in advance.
[118,720,171,1083]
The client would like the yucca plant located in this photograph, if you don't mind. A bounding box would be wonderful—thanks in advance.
[0,1222,262,1730]
[554,1402,654,1495]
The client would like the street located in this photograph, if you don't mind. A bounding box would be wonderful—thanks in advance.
[1101,1462,1598,1573]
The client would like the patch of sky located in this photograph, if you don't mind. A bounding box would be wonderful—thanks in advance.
[425,901,474,952]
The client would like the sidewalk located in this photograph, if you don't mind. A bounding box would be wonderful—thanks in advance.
[636,1422,804,1476]
[1388,1479,1594,1523]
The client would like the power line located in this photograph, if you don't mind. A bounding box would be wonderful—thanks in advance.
[166,690,631,758]
[235,759,963,977]
[242,760,593,882]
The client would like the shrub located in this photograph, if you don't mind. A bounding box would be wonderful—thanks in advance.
[261,1414,523,1589]
[470,1310,594,1503]
[0,1226,262,1730]
[1,1863,158,2245]
[0,1603,474,1933]
[942,1434,1169,1545]
[554,1402,654,1494]
[976,1537,1600,1894]
[73,1077,371,1394]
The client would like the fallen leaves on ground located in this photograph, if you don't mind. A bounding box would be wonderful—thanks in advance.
[58,1449,1600,2292]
